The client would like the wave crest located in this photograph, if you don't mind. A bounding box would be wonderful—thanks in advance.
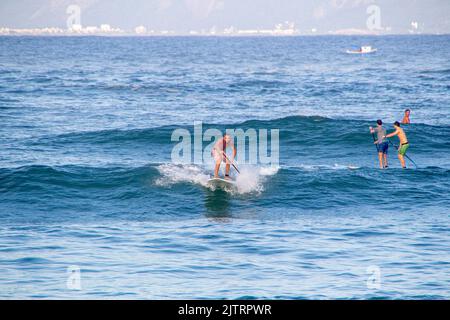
[155,163,279,195]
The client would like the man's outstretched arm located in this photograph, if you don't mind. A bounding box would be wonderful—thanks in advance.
[385,129,398,139]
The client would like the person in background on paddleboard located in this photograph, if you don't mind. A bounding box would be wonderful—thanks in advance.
[370,119,389,169]
[402,109,411,124]
[212,134,236,179]
[384,121,410,169]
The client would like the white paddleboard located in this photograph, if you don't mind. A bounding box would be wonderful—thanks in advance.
[207,177,237,189]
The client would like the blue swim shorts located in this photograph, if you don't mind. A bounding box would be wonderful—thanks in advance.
[378,141,389,154]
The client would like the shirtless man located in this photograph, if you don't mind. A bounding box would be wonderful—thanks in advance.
[402,109,411,124]
[212,134,236,179]
[385,121,409,168]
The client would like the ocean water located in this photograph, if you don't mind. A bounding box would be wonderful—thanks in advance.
[0,35,449,299]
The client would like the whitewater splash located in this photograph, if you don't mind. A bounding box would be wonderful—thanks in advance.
[155,164,210,187]
[155,163,279,194]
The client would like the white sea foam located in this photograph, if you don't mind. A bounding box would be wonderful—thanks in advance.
[155,164,210,187]
[155,163,279,195]
[234,165,279,194]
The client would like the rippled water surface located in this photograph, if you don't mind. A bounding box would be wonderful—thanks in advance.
[0,36,449,299]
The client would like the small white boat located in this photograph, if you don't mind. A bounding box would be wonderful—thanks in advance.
[346,46,377,54]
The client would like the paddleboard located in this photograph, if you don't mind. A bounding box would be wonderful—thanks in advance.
[207,177,237,189]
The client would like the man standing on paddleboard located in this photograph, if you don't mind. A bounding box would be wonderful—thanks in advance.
[385,121,410,169]
[370,119,389,169]
[212,134,237,179]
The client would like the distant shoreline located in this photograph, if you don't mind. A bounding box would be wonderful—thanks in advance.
[0,33,449,38]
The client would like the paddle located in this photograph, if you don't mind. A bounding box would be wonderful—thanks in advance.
[221,151,240,174]
[388,140,418,169]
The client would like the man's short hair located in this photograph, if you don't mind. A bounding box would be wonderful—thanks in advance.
[394,121,400,127]
[377,119,382,125]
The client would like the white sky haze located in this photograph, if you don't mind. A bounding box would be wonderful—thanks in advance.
[0,0,449,33]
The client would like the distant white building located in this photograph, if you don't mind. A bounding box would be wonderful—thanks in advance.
[223,26,235,35]
[42,27,63,34]
[70,24,83,32]
[237,29,259,35]
[84,26,98,34]
[273,21,296,35]
[409,21,421,34]
[66,24,123,35]
[232,21,297,36]
[135,26,147,34]
[259,29,274,35]
[100,24,112,32]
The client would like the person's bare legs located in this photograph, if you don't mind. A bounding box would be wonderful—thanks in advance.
[214,160,221,178]
[378,152,383,169]
[383,154,388,168]
[398,154,406,168]
[225,163,231,179]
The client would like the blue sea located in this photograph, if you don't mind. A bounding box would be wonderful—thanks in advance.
[0,35,449,299]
